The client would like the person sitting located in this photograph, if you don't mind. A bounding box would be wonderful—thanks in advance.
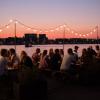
[60,48,76,72]
[39,50,48,70]
[73,46,79,61]
[0,49,8,81]
[51,49,62,71]
[32,48,41,68]
[20,51,33,68]
[95,45,100,58]
[8,48,20,70]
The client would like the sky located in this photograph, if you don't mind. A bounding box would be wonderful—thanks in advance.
[0,0,100,38]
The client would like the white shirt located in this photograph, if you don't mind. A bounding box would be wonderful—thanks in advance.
[60,54,75,71]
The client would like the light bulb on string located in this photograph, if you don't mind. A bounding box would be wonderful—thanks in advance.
[55,28,59,31]
[83,35,86,37]
[27,28,31,30]
[93,29,96,32]
[15,21,18,24]
[90,32,93,34]
[60,26,63,29]
[9,19,13,23]
[33,30,37,32]
[50,30,54,32]
[71,31,74,34]
[0,29,2,32]
[75,33,78,36]
[79,34,82,37]
[63,24,66,27]
[67,28,70,31]
[6,26,9,29]
[39,30,42,33]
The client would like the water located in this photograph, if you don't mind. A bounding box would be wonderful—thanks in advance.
[0,44,98,57]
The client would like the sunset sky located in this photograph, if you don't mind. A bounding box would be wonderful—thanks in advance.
[0,0,100,39]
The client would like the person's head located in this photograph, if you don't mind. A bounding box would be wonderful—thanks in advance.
[82,48,87,55]
[59,49,64,55]
[95,45,99,51]
[67,48,73,54]
[43,50,47,56]
[20,51,27,58]
[9,48,16,55]
[36,48,40,54]
[0,49,8,57]
[74,46,79,50]
[49,48,53,54]
[55,49,59,54]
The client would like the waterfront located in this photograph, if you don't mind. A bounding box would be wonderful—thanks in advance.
[0,44,98,57]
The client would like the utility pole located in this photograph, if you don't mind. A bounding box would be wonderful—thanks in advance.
[63,25,66,54]
[96,25,99,44]
[14,20,17,51]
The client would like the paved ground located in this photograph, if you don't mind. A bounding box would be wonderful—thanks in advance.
[0,75,100,100]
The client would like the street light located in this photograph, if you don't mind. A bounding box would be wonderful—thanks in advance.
[14,20,17,51]
[63,25,66,54]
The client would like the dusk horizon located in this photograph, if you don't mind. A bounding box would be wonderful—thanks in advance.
[0,0,100,39]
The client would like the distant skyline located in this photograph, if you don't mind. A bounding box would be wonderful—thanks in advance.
[0,0,100,39]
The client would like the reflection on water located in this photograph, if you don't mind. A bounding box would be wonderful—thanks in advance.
[0,44,98,57]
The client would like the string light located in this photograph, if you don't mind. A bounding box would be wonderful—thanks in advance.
[0,29,2,32]
[27,28,31,30]
[50,30,54,32]
[93,29,96,32]
[9,19,13,23]
[83,35,86,37]
[55,28,59,31]
[90,32,93,34]
[15,21,18,24]
[71,31,74,34]
[0,19,98,38]
[75,33,78,36]
[6,26,9,29]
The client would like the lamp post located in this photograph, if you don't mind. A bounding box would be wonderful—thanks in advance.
[96,25,99,44]
[14,20,17,51]
[63,25,66,54]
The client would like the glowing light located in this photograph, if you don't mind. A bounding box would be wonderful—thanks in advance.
[27,28,31,30]
[90,32,93,34]
[71,31,74,34]
[50,30,54,32]
[0,29,2,32]
[9,19,13,23]
[67,28,70,31]
[83,35,86,37]
[79,34,82,37]
[15,21,18,24]
[55,28,59,31]
[39,31,42,33]
[6,26,9,29]
[93,29,96,32]
[86,34,89,36]
[33,30,37,32]
[63,25,66,27]
[75,33,78,35]
[60,26,63,28]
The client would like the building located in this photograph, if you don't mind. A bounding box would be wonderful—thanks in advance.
[24,33,37,46]
[38,34,48,44]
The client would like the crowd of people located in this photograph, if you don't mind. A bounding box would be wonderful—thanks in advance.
[0,45,100,99]
[0,45,100,79]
